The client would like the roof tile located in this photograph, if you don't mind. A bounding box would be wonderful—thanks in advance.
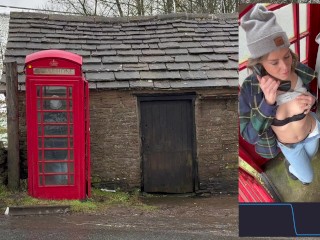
[102,56,138,63]
[166,63,189,70]
[149,63,166,70]
[115,71,140,80]
[139,56,174,63]
[140,71,180,80]
[180,71,207,80]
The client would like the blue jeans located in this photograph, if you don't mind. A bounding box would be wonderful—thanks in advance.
[277,112,320,184]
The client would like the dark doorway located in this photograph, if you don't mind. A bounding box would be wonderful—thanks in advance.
[139,95,196,193]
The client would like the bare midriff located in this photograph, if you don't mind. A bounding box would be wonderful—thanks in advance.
[271,97,316,144]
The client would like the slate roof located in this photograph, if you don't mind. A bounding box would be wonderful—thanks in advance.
[3,12,238,90]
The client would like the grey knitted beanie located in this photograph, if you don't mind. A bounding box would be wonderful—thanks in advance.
[241,4,290,59]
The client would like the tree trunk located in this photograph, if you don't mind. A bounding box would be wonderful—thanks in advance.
[6,62,20,191]
[115,0,124,16]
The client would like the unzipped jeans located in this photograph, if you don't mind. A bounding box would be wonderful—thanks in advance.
[277,112,320,184]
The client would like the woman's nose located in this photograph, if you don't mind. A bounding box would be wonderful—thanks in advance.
[279,60,289,71]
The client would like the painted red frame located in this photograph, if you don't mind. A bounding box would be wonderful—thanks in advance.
[25,50,90,200]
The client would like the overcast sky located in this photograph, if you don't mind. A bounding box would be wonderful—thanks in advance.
[0,0,48,14]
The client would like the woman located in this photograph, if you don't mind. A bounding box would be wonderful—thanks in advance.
[239,4,319,185]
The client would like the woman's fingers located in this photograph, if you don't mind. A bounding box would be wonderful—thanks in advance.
[258,75,279,105]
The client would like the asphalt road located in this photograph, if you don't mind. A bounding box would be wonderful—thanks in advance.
[1,196,317,240]
[0,196,239,240]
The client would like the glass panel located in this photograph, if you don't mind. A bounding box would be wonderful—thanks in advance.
[39,175,43,185]
[300,37,306,63]
[44,150,68,160]
[299,4,307,34]
[43,112,68,123]
[38,164,43,173]
[38,150,43,160]
[38,126,42,135]
[69,101,73,110]
[44,138,68,148]
[70,175,74,184]
[44,163,68,173]
[69,113,73,123]
[37,99,41,110]
[68,87,72,98]
[239,68,250,87]
[43,99,67,110]
[38,138,42,148]
[70,150,74,160]
[290,44,295,53]
[44,125,68,135]
[37,112,42,123]
[43,86,67,97]
[45,175,68,185]
[69,126,73,135]
[37,86,42,97]
[275,5,294,39]
[69,163,74,173]
[70,138,73,148]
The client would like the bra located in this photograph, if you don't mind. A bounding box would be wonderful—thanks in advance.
[271,112,306,126]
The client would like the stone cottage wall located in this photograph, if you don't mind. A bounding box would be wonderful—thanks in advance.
[17,88,238,194]
[195,89,238,194]
[89,90,141,190]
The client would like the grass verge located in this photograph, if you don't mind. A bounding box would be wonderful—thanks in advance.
[0,185,157,214]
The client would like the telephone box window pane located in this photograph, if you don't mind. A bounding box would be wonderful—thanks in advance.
[37,99,41,110]
[37,112,42,123]
[44,150,68,160]
[69,113,73,123]
[44,125,68,135]
[70,138,74,148]
[68,88,72,98]
[45,175,68,185]
[39,176,43,185]
[44,138,68,148]
[38,138,42,148]
[37,86,42,97]
[44,99,67,110]
[70,150,74,160]
[69,163,74,173]
[38,126,42,135]
[69,127,73,135]
[38,164,43,173]
[44,163,68,173]
[44,86,67,97]
[38,150,43,160]
[70,175,74,184]
[69,101,73,110]
[43,112,68,123]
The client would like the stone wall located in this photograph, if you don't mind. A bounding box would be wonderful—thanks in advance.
[0,142,7,184]
[89,90,141,190]
[17,88,238,194]
[195,91,238,194]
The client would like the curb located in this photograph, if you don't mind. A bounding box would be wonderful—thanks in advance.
[4,205,71,216]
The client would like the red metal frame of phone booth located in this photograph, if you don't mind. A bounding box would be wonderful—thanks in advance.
[25,50,90,200]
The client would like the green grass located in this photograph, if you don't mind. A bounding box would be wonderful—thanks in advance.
[0,185,157,214]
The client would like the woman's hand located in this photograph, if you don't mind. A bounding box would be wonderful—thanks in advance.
[257,75,280,105]
[296,93,316,114]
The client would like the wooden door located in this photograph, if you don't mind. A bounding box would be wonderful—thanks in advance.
[140,96,195,193]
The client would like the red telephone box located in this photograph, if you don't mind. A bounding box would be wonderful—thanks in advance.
[25,50,90,200]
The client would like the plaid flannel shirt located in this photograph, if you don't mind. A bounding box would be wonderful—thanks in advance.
[239,62,316,159]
